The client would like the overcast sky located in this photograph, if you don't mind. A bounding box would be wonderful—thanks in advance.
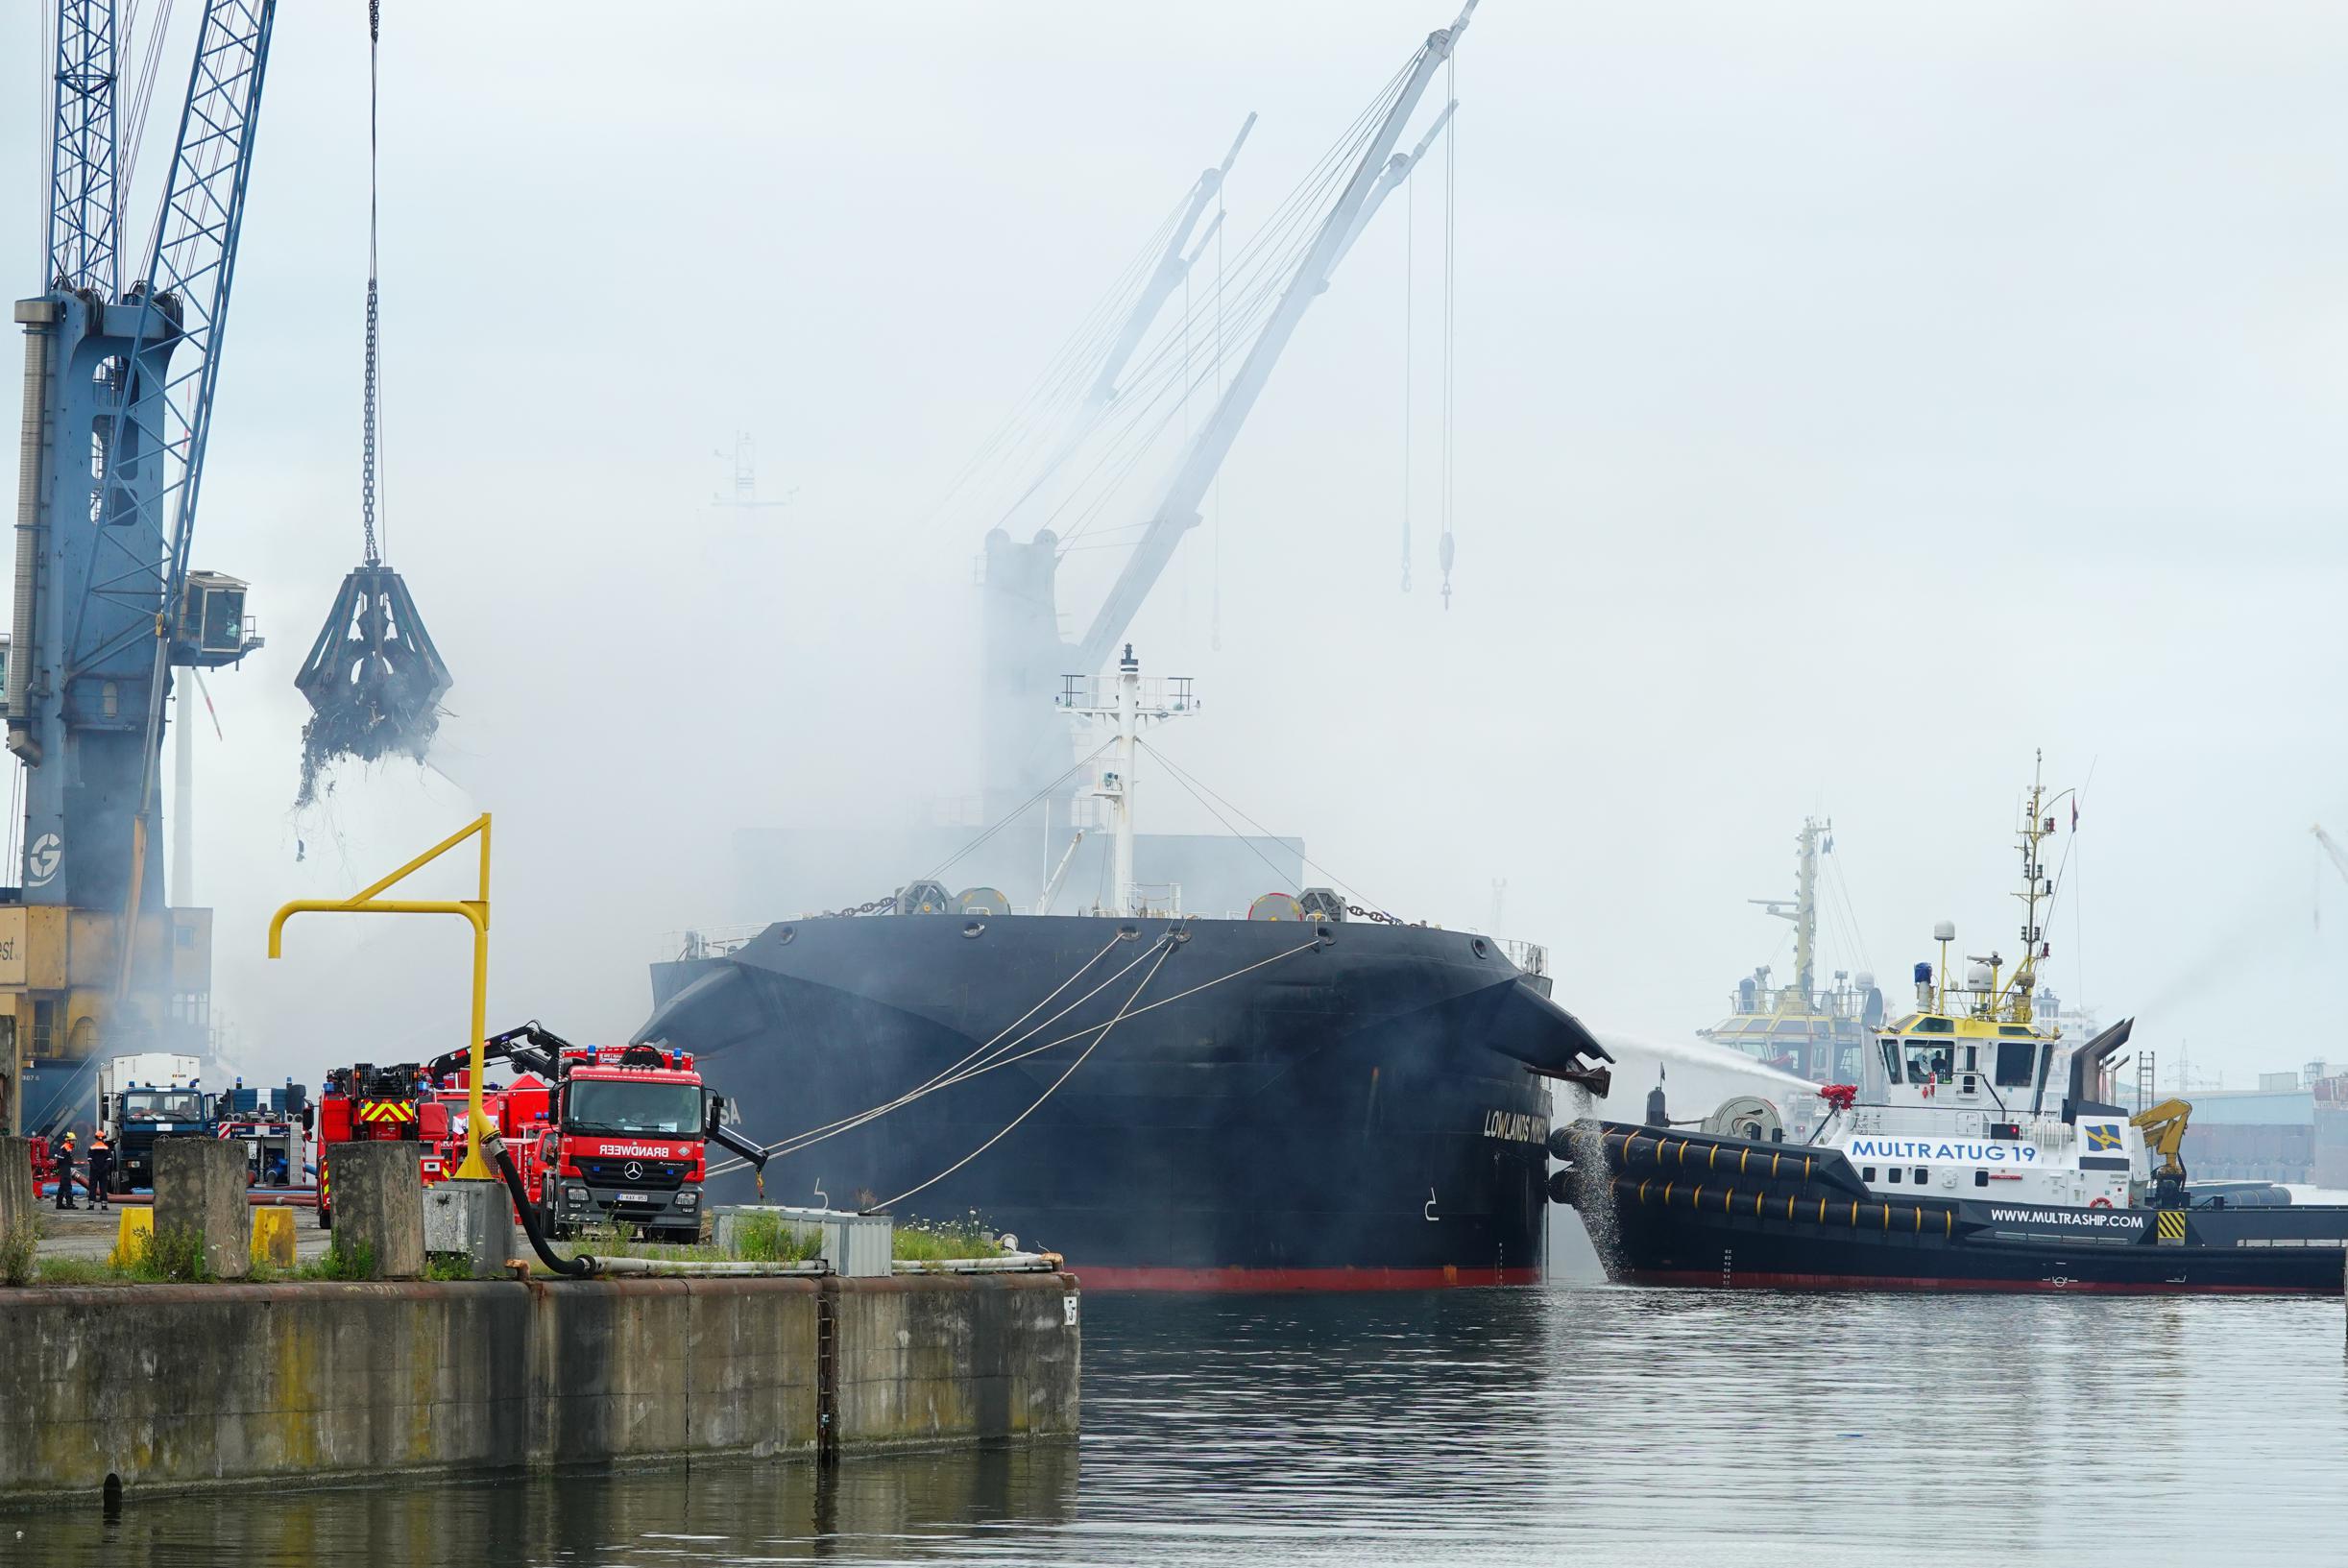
[7,2,2346,1094]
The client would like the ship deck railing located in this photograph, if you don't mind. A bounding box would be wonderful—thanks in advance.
[657,920,1551,978]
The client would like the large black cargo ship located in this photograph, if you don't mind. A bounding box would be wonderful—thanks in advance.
[633,7,1578,1290]
[639,906,1610,1290]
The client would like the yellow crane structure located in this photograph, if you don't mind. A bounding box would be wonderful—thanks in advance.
[2130,1098,2193,1209]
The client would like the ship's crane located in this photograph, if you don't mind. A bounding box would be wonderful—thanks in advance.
[6,0,277,1133]
[976,115,1254,547]
[2129,1098,2193,1209]
[1072,9,1471,681]
[979,4,1473,811]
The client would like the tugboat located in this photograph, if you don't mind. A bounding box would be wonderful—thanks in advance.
[1558,760,2348,1293]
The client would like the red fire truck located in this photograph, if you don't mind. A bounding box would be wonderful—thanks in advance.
[315,1062,452,1230]
[424,1022,766,1242]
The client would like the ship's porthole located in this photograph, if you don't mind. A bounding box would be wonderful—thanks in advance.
[1470,937,1490,959]
[962,920,985,938]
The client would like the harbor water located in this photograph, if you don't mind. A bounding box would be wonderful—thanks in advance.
[10,1247,2342,1566]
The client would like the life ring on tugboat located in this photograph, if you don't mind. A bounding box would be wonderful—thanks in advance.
[2089,1196,2114,1209]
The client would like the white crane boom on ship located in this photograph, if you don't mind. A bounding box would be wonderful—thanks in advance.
[1072,6,1474,677]
[979,4,1474,810]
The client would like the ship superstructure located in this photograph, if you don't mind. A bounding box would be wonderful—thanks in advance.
[1698,818,1881,1087]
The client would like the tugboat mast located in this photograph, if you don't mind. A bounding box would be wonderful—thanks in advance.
[1748,819,1828,1004]
[2000,750,2074,1025]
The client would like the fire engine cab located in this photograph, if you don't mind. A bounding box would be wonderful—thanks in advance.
[424,1023,767,1243]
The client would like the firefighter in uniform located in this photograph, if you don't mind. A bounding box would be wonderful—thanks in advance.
[86,1134,113,1210]
[51,1129,78,1209]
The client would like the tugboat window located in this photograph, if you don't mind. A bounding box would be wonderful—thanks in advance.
[1903,1041,1951,1085]
[1888,1168,1902,1183]
[1862,1167,1876,1183]
[1913,1167,1927,1185]
[1995,1041,2035,1087]
[1974,1170,1989,1188]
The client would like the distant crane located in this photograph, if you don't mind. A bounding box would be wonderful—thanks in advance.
[5,0,277,1133]
[979,4,1474,812]
[713,431,795,511]
[2313,824,2348,929]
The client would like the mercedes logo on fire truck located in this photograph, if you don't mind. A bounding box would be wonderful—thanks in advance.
[624,1161,643,1182]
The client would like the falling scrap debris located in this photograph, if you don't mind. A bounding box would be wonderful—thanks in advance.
[292,3,450,809]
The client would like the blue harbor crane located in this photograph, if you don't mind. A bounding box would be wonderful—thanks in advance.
[5,0,277,1133]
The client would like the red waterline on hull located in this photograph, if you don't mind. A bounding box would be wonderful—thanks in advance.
[1072,1264,1546,1293]
[1624,1268,2337,1296]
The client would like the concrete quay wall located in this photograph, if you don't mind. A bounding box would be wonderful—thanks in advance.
[0,1271,1078,1503]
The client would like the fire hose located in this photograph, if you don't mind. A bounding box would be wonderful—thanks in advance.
[484,1129,811,1278]
[485,1130,596,1276]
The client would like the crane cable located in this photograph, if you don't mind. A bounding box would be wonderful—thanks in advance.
[1438,50,1457,610]
[1401,162,1414,593]
[360,0,382,567]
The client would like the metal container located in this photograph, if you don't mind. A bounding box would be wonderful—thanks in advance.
[422,1178,515,1276]
[712,1204,893,1278]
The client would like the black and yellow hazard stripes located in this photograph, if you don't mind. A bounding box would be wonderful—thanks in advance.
[2155,1209,2189,1245]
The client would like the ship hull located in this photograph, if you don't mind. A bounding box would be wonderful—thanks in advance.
[1568,1121,2348,1295]
[640,914,1602,1290]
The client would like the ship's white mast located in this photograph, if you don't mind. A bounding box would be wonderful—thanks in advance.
[1110,648,1139,911]
[1058,644,1197,917]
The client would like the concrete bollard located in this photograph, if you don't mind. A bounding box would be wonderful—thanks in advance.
[423,1178,515,1278]
[0,1138,34,1242]
[327,1142,425,1279]
[155,1138,251,1280]
[250,1208,298,1271]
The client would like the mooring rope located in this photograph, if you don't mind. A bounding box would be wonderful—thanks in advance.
[744,937,1164,1163]
[694,925,1174,1169]
[871,935,1180,1213]
[704,930,1325,1181]
[703,932,1133,1175]
[908,933,1323,1088]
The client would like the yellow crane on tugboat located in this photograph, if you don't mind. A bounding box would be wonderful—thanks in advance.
[2130,1098,2194,1209]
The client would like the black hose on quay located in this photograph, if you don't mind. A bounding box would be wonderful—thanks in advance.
[490,1138,595,1277]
